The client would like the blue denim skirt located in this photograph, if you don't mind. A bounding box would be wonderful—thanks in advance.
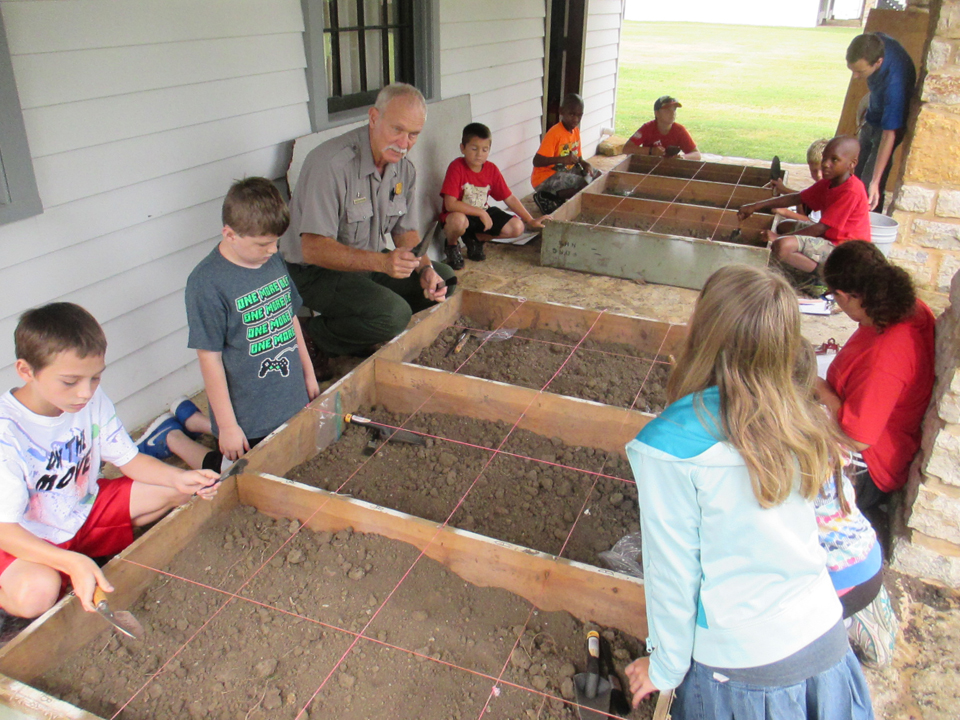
[672,649,874,720]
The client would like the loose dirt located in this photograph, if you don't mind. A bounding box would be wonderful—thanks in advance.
[415,320,671,414]
[287,408,640,568]
[36,507,652,720]
[577,209,755,245]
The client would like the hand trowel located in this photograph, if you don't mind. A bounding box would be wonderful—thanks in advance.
[573,630,614,719]
[770,155,784,182]
[93,587,143,640]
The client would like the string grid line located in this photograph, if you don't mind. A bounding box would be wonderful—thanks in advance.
[100,297,669,720]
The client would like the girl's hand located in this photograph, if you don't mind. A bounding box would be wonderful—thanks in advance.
[625,656,660,708]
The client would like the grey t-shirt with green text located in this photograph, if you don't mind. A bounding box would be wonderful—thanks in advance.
[185,248,308,439]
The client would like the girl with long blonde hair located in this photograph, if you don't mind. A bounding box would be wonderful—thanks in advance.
[625,265,873,719]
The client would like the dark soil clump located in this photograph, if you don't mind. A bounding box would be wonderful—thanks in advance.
[36,507,654,720]
[287,408,640,568]
[415,320,671,413]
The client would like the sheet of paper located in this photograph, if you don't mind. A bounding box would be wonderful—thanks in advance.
[490,230,540,246]
[798,298,832,316]
[817,351,836,379]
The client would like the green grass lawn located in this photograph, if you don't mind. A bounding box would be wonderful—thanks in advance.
[616,22,861,164]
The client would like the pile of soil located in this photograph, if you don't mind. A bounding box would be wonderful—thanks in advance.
[36,507,653,720]
[287,408,640,568]
[415,321,671,413]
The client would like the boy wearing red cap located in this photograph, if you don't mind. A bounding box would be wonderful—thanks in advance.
[624,96,701,160]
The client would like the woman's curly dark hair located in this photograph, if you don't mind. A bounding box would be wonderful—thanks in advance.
[823,240,916,330]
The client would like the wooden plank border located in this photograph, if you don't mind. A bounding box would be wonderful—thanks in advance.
[240,473,648,640]
[0,291,672,717]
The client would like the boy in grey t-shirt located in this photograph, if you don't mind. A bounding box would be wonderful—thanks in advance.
[137,178,320,471]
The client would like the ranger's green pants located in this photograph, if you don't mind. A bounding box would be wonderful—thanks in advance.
[287,261,455,356]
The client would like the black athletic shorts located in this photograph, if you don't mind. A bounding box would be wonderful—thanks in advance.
[445,206,514,238]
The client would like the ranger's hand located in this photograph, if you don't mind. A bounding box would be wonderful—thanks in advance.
[382,248,420,279]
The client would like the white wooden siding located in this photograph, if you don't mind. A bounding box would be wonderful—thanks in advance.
[581,0,625,156]
[0,0,311,428]
[0,0,625,431]
[439,0,546,199]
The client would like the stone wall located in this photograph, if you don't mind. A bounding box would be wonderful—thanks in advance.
[891,0,960,296]
[887,0,960,588]
[893,269,960,585]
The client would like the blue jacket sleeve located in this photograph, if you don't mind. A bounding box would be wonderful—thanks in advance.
[627,440,703,690]
[879,66,910,131]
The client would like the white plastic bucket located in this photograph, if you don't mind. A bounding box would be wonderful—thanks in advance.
[869,212,898,257]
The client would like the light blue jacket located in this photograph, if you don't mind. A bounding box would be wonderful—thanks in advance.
[626,387,842,690]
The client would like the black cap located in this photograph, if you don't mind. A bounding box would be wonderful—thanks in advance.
[654,96,682,112]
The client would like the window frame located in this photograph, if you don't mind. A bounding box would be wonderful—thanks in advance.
[300,0,438,132]
[0,9,42,226]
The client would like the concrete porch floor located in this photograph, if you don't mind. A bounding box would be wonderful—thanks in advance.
[464,153,858,346]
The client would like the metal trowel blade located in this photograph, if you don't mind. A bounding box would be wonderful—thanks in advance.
[770,155,783,181]
[573,673,613,719]
[93,591,143,640]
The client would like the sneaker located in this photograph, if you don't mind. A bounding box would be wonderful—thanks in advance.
[445,243,464,270]
[169,395,202,439]
[848,585,897,668]
[533,190,562,215]
[464,234,486,262]
[136,413,183,460]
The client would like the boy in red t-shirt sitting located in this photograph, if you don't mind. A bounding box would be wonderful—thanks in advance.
[623,96,701,160]
[738,136,871,289]
[530,93,600,215]
[440,123,546,269]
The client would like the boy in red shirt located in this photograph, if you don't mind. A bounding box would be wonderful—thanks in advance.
[531,93,600,214]
[440,123,545,269]
[623,95,701,160]
[738,136,871,286]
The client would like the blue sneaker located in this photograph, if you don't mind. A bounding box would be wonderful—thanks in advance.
[136,413,182,460]
[170,395,202,439]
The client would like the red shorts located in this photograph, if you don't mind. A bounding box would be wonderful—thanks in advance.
[0,477,135,588]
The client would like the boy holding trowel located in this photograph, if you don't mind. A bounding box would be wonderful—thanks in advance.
[0,303,219,624]
[738,136,871,292]
[136,178,319,473]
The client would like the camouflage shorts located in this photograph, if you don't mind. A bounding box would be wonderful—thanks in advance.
[794,235,836,266]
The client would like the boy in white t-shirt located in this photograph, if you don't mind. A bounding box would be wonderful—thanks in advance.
[0,303,218,622]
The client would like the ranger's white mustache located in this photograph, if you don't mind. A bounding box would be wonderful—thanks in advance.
[386,145,408,156]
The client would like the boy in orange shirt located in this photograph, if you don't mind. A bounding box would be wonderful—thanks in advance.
[531,94,599,214]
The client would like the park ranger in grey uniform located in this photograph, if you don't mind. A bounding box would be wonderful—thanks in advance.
[280,83,455,358]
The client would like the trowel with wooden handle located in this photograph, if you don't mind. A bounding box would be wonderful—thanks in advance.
[93,587,143,640]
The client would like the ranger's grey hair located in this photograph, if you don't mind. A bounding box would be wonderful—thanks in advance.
[374,83,427,118]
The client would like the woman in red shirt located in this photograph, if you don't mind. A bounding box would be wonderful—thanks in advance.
[817,241,935,511]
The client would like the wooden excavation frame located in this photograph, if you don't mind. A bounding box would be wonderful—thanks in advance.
[0,291,686,719]
[541,169,774,290]
[613,154,786,187]
[602,169,775,211]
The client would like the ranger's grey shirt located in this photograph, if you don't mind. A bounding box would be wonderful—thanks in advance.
[280,126,420,264]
